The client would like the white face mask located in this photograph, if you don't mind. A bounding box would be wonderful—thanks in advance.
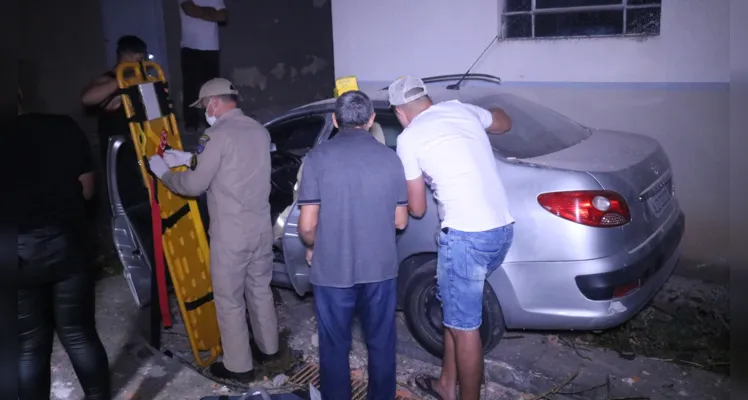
[204,100,217,126]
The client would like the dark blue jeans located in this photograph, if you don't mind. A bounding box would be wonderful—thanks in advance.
[313,279,397,400]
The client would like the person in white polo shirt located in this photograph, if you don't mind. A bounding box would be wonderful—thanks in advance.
[389,76,514,400]
[178,0,228,131]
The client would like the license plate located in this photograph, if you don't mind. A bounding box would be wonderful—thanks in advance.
[647,182,673,217]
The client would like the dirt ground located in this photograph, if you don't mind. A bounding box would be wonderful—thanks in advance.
[101,239,731,382]
[561,275,730,376]
[91,229,730,399]
[46,276,528,400]
[159,287,529,399]
[156,275,730,399]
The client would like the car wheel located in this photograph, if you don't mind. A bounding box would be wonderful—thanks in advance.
[402,259,505,358]
[397,254,437,308]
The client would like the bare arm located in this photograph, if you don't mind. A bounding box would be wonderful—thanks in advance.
[406,177,427,218]
[395,206,409,230]
[298,205,320,246]
[396,135,427,218]
[79,172,95,200]
[395,163,410,229]
[181,1,228,23]
[81,74,118,106]
[296,152,321,246]
[486,108,512,134]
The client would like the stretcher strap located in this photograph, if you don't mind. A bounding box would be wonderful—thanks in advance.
[161,204,190,233]
[184,291,214,311]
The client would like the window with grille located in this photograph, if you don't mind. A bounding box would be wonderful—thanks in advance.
[502,0,661,39]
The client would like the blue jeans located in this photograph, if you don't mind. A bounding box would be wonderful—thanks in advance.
[437,224,514,331]
[313,279,397,400]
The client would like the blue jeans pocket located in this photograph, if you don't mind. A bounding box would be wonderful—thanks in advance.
[459,247,498,281]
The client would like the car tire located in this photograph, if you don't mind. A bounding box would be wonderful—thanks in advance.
[402,259,506,359]
[397,254,437,308]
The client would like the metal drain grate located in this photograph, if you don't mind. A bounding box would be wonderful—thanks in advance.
[288,363,417,400]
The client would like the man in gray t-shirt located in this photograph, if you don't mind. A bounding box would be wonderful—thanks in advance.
[297,91,409,400]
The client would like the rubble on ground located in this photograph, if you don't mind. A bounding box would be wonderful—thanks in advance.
[562,275,730,375]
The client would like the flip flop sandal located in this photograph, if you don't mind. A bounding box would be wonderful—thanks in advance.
[415,376,444,400]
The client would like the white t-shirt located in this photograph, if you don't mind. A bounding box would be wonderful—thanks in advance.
[396,100,514,232]
[178,0,226,51]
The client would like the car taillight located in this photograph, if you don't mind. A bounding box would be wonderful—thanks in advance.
[613,279,641,298]
[537,190,630,227]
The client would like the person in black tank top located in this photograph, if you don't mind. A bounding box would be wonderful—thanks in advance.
[81,36,151,277]
[81,35,148,163]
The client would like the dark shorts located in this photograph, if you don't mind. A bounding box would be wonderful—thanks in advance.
[436,224,514,331]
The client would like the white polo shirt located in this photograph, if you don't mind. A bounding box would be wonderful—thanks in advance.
[396,100,514,232]
[178,0,225,51]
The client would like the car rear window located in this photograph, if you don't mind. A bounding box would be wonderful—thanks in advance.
[474,94,592,159]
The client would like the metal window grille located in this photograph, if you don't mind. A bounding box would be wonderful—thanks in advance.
[502,0,662,39]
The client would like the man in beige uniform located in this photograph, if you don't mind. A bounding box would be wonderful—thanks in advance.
[148,78,278,381]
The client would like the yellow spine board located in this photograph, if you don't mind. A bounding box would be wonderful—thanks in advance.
[334,76,359,97]
[116,62,221,368]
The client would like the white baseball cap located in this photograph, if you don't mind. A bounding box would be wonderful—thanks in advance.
[388,75,429,106]
[190,78,242,107]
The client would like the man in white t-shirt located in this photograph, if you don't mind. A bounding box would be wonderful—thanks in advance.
[178,0,228,130]
[389,76,514,400]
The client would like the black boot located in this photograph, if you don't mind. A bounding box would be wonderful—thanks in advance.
[209,362,255,382]
[250,339,281,364]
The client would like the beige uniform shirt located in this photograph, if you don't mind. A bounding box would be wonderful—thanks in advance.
[162,108,272,244]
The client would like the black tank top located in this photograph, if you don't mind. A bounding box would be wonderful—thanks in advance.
[96,71,130,161]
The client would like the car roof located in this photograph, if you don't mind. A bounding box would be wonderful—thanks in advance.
[290,85,503,113]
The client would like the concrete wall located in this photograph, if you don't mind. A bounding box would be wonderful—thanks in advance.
[19,0,107,135]
[331,0,730,273]
[332,0,728,83]
[99,0,171,78]
[23,0,335,138]
[163,0,336,122]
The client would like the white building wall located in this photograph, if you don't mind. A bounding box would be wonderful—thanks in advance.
[331,0,731,275]
[332,0,728,83]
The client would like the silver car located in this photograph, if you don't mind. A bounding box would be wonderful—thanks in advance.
[108,74,684,358]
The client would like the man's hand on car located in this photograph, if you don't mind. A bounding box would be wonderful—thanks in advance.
[148,155,169,179]
[305,248,313,266]
[163,149,194,168]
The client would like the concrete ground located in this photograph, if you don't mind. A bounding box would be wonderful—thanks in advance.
[46,277,225,400]
[273,280,730,400]
[48,277,524,399]
[48,274,729,400]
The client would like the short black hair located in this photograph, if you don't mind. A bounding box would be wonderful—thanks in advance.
[116,35,147,58]
[334,90,374,129]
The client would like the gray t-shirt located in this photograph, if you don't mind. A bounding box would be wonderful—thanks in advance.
[297,128,408,288]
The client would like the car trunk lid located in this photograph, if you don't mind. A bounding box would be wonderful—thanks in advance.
[520,129,676,252]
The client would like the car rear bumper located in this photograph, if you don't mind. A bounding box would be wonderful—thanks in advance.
[493,210,685,331]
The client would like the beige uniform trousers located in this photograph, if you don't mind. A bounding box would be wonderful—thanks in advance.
[210,230,278,372]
